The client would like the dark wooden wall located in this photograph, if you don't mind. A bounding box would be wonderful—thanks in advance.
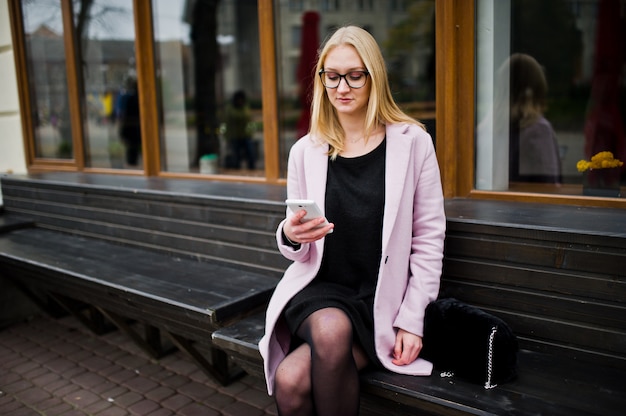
[443,199,626,370]
[0,175,289,278]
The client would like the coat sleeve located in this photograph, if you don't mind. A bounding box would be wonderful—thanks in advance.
[392,131,446,338]
[275,137,313,262]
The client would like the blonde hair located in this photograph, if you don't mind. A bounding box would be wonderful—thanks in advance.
[309,26,423,158]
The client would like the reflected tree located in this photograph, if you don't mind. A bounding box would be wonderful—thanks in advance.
[384,0,435,102]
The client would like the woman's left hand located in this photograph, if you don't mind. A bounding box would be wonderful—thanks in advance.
[391,329,423,366]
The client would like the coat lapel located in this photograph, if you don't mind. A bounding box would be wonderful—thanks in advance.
[382,124,412,252]
[302,140,329,208]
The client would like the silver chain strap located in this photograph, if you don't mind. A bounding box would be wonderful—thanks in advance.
[484,326,498,389]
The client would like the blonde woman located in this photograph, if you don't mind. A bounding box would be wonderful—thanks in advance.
[259,26,446,416]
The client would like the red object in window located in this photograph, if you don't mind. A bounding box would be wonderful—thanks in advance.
[296,11,321,139]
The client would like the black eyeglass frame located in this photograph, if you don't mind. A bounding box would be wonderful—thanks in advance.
[318,70,370,89]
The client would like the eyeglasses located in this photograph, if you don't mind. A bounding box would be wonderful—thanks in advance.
[318,70,369,89]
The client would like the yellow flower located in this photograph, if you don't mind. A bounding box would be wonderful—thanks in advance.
[577,151,623,172]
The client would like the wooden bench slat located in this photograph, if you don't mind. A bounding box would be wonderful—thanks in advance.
[0,228,276,325]
[443,258,626,303]
[0,213,34,233]
[213,313,626,416]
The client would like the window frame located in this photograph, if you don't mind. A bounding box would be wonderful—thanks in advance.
[8,0,625,207]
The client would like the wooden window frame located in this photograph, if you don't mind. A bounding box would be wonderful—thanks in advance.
[9,0,625,207]
[436,0,625,208]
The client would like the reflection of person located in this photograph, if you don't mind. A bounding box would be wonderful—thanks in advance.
[224,90,256,169]
[117,78,141,166]
[507,53,562,183]
[259,26,446,415]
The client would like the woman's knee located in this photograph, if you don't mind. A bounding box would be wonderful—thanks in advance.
[307,309,353,353]
[275,356,311,398]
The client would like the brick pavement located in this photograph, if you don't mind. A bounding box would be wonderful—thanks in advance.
[0,314,278,416]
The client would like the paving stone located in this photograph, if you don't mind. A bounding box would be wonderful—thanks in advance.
[235,387,274,409]
[221,400,266,416]
[64,388,102,409]
[144,386,175,402]
[161,393,193,411]
[14,385,51,404]
[135,362,165,378]
[128,399,160,415]
[2,379,34,394]
[123,375,160,393]
[3,406,38,416]
[110,391,143,408]
[70,348,96,363]
[84,399,114,414]
[23,366,49,382]
[35,396,66,411]
[161,374,191,389]
[43,378,73,394]
[161,356,198,376]
[90,380,120,396]
[178,402,221,416]
[95,405,128,416]
[0,395,24,413]
[264,403,279,415]
[51,382,81,399]
[146,408,174,416]
[108,368,138,384]
[31,350,60,364]
[204,392,237,411]
[0,370,21,385]
[44,357,78,374]
[218,379,249,397]
[117,353,151,370]
[64,365,90,380]
[82,355,113,372]
[72,372,108,389]
[12,360,41,375]
[45,402,77,415]
[2,356,29,370]
[0,315,277,415]
[178,381,217,401]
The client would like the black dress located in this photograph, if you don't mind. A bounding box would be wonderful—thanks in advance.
[284,138,386,365]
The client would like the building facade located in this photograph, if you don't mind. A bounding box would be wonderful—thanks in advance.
[1,0,624,208]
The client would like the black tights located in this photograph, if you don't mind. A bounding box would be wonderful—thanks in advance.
[274,308,360,416]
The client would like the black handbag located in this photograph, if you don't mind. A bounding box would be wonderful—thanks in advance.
[420,298,518,389]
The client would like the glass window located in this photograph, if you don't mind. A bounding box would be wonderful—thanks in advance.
[72,0,141,169]
[153,0,263,176]
[22,0,72,159]
[476,0,625,198]
[276,0,436,177]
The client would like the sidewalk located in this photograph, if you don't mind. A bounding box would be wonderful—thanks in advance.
[0,313,278,415]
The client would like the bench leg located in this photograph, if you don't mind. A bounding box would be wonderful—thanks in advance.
[10,282,68,319]
[96,308,174,359]
[164,331,245,386]
[48,293,114,335]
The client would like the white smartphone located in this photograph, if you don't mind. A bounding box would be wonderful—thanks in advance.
[285,199,333,233]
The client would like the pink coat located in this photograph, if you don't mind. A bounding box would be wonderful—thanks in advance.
[259,123,446,395]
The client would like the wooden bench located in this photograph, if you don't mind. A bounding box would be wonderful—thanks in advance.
[213,199,626,415]
[0,173,289,384]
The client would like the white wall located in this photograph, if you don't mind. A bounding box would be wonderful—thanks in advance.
[475,0,511,191]
[0,0,27,184]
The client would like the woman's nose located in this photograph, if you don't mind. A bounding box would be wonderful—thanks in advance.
[337,77,351,92]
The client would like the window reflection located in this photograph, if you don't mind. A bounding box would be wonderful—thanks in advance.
[476,0,625,196]
[153,0,263,176]
[72,0,141,169]
[276,1,436,178]
[22,0,72,159]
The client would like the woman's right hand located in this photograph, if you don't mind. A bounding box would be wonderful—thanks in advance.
[283,210,334,244]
